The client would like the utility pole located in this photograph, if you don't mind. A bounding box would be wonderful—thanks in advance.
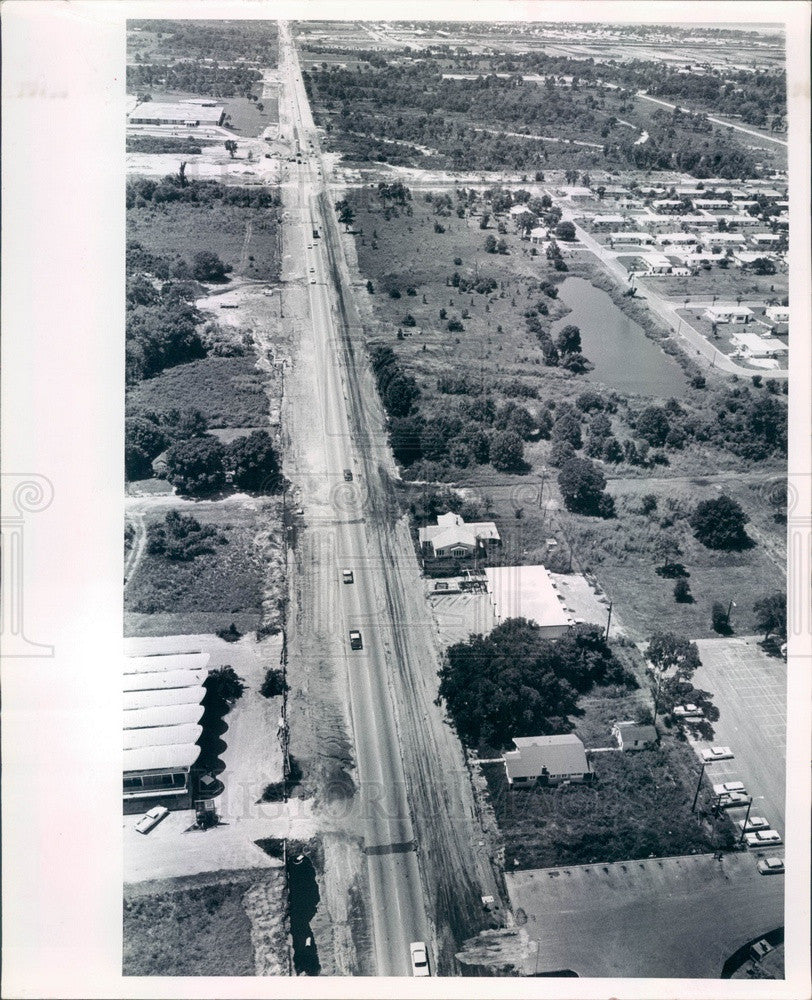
[605,601,613,641]
[691,761,706,812]
[738,797,754,845]
[538,467,546,508]
[726,599,736,628]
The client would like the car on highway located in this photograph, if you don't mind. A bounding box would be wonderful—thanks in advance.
[750,938,774,962]
[343,469,353,481]
[310,277,316,284]
[673,703,704,719]
[745,829,782,847]
[738,816,770,832]
[409,941,429,976]
[701,746,734,762]
[135,805,168,835]
[713,781,747,796]
[349,630,363,650]
[757,857,785,875]
[342,569,354,584]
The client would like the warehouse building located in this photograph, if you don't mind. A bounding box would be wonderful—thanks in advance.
[485,565,572,637]
[128,101,225,127]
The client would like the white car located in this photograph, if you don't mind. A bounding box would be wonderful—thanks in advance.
[701,746,734,762]
[410,941,430,977]
[745,829,782,847]
[342,569,354,584]
[717,791,749,808]
[135,805,168,834]
[674,703,704,718]
[738,816,770,832]
[713,781,746,796]
[757,857,784,875]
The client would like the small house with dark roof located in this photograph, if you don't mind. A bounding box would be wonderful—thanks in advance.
[612,721,658,751]
[504,733,592,787]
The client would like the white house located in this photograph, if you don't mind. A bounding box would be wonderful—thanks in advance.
[750,233,781,246]
[703,304,754,324]
[765,306,789,323]
[731,332,788,359]
[504,734,592,787]
[560,185,592,201]
[609,231,655,246]
[591,214,626,229]
[529,227,548,245]
[693,198,731,210]
[418,512,500,560]
[655,232,698,246]
[612,721,658,751]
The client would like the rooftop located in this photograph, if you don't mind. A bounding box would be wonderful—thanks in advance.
[505,733,589,779]
[484,565,571,630]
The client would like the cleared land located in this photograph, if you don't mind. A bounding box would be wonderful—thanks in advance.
[483,737,733,871]
[507,850,784,978]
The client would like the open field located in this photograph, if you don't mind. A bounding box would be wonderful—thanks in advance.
[482,737,734,872]
[506,850,784,978]
[643,267,788,302]
[127,355,274,429]
[127,201,280,281]
[125,502,280,631]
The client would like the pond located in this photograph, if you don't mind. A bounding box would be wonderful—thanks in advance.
[552,277,688,399]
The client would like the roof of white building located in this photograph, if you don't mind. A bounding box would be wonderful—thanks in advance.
[484,565,571,629]
[505,734,588,780]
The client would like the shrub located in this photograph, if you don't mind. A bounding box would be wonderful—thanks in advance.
[673,579,693,603]
[165,435,226,495]
[192,250,230,283]
[205,665,245,706]
[490,430,525,472]
[260,668,287,698]
[228,430,281,492]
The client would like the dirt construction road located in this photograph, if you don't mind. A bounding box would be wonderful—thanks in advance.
[276,22,500,976]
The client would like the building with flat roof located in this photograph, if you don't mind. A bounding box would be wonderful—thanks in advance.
[609,232,654,245]
[731,332,787,359]
[128,101,225,127]
[703,304,754,324]
[504,733,591,787]
[484,565,572,637]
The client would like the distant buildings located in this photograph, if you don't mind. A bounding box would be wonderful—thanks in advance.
[504,733,592,787]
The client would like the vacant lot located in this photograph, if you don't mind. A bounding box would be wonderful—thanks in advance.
[127,200,280,281]
[128,355,272,429]
[483,737,733,871]
[125,503,279,631]
[123,867,285,976]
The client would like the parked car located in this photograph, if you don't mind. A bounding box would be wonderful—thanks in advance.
[745,829,782,847]
[135,805,168,835]
[717,791,749,808]
[738,816,770,832]
[343,469,353,481]
[342,569,354,584]
[409,941,430,977]
[701,746,734,762]
[349,630,363,650]
[713,781,747,796]
[674,703,704,718]
[757,857,785,875]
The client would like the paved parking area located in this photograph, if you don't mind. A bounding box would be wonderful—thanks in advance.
[428,591,496,648]
[507,851,784,978]
[691,637,786,834]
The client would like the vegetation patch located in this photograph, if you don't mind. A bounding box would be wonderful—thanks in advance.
[483,739,734,871]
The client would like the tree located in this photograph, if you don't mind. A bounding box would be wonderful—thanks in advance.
[549,439,576,468]
[192,250,229,283]
[557,457,607,515]
[640,494,658,515]
[636,406,670,447]
[556,324,582,356]
[601,436,623,463]
[335,199,355,230]
[383,373,420,417]
[484,234,497,253]
[552,413,583,450]
[146,509,221,561]
[260,668,287,698]
[224,140,238,158]
[366,280,375,294]
[646,631,701,722]
[388,415,424,465]
[690,494,749,550]
[711,602,732,634]
[673,578,692,603]
[555,220,576,241]
[228,430,281,492]
[165,435,226,495]
[753,592,786,641]
[490,430,525,472]
[750,256,777,276]
[205,665,245,707]
[125,415,166,480]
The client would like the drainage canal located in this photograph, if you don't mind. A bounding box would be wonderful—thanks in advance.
[287,852,321,975]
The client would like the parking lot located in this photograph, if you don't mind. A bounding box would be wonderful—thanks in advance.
[507,851,784,978]
[691,637,786,835]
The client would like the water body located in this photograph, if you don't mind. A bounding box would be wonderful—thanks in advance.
[552,277,688,399]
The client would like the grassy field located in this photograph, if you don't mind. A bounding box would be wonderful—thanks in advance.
[127,356,271,429]
[483,737,734,870]
[127,201,280,281]
[123,870,266,975]
[125,506,272,623]
[643,267,788,303]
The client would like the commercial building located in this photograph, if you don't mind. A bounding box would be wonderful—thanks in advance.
[484,565,572,637]
[123,649,210,814]
[504,734,592,787]
[128,101,225,127]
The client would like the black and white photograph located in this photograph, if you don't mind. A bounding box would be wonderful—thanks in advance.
[2,2,810,997]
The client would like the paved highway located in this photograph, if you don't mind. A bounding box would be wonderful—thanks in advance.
[275,22,497,975]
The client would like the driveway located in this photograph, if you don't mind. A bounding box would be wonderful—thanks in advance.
[690,637,787,835]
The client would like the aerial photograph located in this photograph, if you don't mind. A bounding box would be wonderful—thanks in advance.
[122,14,790,981]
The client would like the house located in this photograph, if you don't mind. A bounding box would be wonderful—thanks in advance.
[560,185,593,202]
[750,233,781,246]
[652,199,684,212]
[504,733,592,787]
[655,232,698,246]
[730,332,788,359]
[765,306,789,323]
[703,233,747,250]
[612,721,658,751]
[418,512,500,560]
[608,231,654,246]
[703,304,754,324]
[529,227,548,245]
[693,199,731,210]
[591,214,626,229]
